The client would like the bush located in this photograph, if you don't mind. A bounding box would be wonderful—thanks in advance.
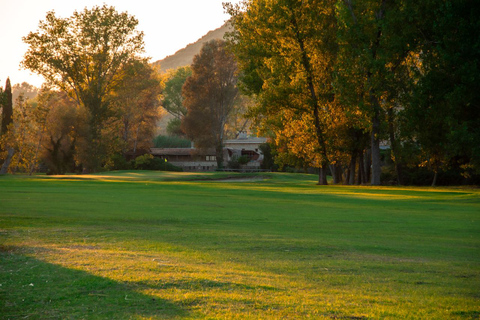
[259,143,278,171]
[227,157,241,169]
[133,154,182,171]
[134,154,154,170]
[107,154,133,171]
[238,155,250,165]
[227,155,249,169]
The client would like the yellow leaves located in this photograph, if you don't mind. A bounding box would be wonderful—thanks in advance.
[273,110,325,167]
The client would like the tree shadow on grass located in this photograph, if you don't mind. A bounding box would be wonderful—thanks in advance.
[0,247,190,319]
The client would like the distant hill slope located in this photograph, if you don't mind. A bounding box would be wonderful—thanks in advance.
[153,23,232,73]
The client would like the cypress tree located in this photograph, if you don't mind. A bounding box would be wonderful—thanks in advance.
[0,78,14,174]
[1,78,13,135]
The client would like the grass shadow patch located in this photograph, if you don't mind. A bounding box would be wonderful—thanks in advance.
[0,248,190,319]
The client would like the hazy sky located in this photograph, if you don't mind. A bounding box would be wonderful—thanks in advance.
[0,0,242,87]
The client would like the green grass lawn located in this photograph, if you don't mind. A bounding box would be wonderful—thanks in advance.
[0,171,479,319]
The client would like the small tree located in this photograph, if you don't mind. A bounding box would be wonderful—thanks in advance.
[0,78,13,137]
[111,59,162,156]
[0,78,14,174]
[162,66,191,120]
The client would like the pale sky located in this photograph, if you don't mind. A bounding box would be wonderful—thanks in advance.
[0,0,242,87]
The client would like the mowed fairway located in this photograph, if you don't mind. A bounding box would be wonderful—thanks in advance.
[0,172,479,319]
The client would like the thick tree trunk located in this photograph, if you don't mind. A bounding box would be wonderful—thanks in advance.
[330,164,342,184]
[318,167,328,185]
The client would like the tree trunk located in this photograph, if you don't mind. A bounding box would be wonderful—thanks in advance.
[133,125,140,154]
[431,171,438,187]
[318,166,328,185]
[364,148,371,183]
[215,143,224,170]
[370,101,381,185]
[367,3,386,186]
[0,148,14,174]
[29,132,43,175]
[330,163,342,184]
[348,150,357,185]
[290,10,329,185]
[387,106,403,185]
[357,151,366,184]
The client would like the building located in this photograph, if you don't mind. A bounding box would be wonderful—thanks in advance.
[150,147,218,171]
[150,133,268,171]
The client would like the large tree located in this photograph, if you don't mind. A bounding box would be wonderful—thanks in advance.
[181,40,238,169]
[404,0,480,185]
[21,5,145,171]
[226,0,337,184]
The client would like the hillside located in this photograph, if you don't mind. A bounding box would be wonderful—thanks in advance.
[153,23,232,73]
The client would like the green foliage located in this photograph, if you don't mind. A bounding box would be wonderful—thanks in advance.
[226,0,338,184]
[162,66,191,119]
[153,134,191,148]
[134,154,154,169]
[226,0,480,186]
[402,0,480,179]
[166,118,184,137]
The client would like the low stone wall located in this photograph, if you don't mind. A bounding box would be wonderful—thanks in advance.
[168,161,217,172]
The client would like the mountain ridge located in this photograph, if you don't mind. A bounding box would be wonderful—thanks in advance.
[153,23,232,73]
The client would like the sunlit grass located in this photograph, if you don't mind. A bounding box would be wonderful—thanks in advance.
[1,171,479,319]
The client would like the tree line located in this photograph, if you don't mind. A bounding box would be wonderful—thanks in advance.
[0,5,246,175]
[224,0,480,186]
[0,5,162,174]
[1,2,478,186]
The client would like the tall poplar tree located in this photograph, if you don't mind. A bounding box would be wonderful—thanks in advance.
[226,0,337,184]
